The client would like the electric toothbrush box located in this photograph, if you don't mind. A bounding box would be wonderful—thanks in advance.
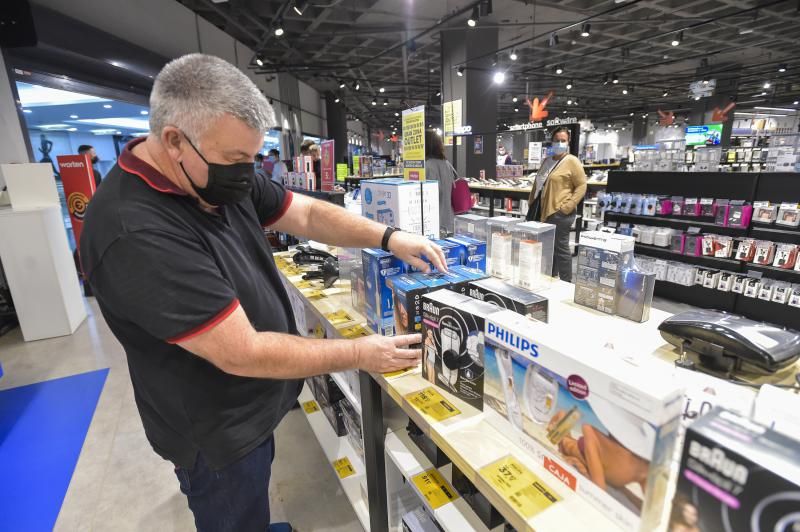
[362,248,404,336]
[482,310,684,532]
[447,265,489,295]
[466,276,549,323]
[420,289,502,410]
[670,408,800,532]
[387,274,442,342]
[446,235,487,272]
[360,178,440,238]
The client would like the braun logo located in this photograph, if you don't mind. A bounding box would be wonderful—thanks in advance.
[688,441,749,485]
[487,323,539,358]
[60,161,85,168]
[422,301,440,316]
[468,288,485,300]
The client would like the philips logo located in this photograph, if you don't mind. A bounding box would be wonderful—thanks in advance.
[487,322,539,358]
[422,301,440,317]
[688,441,749,485]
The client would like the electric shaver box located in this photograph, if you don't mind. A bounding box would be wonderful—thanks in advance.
[482,310,684,532]
[362,248,405,336]
[466,276,549,323]
[574,231,635,315]
[421,289,502,410]
[670,408,800,532]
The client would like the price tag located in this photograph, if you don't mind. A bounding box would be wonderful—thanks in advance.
[313,323,326,338]
[302,400,320,414]
[333,457,355,479]
[295,280,314,289]
[324,309,353,326]
[383,367,415,379]
[303,289,326,299]
[338,324,371,339]
[411,469,459,509]
[479,456,561,519]
[405,387,461,422]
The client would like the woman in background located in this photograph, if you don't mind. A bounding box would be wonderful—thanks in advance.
[424,130,455,235]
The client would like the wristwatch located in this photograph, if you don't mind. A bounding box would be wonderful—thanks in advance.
[381,226,400,251]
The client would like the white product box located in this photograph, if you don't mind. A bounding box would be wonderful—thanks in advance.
[454,213,489,242]
[361,178,440,238]
[486,216,521,280]
[511,221,556,291]
[483,310,684,532]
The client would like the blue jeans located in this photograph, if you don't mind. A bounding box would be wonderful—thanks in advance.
[174,436,275,532]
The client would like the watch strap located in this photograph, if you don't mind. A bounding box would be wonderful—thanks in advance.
[381,226,399,251]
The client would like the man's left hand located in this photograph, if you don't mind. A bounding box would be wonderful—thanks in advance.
[388,231,447,273]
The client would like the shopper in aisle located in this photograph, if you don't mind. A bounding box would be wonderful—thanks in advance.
[424,130,455,234]
[268,148,287,184]
[254,153,269,181]
[78,144,103,187]
[79,53,447,532]
[527,127,587,282]
[309,143,322,189]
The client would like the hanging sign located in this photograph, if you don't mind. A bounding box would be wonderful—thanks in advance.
[525,91,554,122]
[508,116,578,131]
[402,105,426,181]
[711,101,736,122]
[442,99,463,146]
[320,139,335,191]
[57,153,97,254]
[657,109,675,126]
[689,79,716,98]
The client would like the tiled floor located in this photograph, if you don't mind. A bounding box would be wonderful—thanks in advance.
[0,299,359,532]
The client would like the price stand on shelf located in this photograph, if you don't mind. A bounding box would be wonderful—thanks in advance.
[411,469,460,509]
[383,367,418,379]
[333,457,356,479]
[338,324,371,339]
[479,455,562,519]
[301,400,320,414]
[405,387,462,422]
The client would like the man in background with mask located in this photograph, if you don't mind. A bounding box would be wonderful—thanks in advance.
[268,148,287,184]
[526,126,586,282]
[80,53,446,532]
[78,144,103,187]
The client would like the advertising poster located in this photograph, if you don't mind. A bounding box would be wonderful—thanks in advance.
[685,124,723,146]
[320,139,334,191]
[528,141,543,165]
[336,163,348,181]
[402,105,426,181]
[474,135,483,154]
[442,99,463,146]
[57,154,96,253]
[353,155,360,176]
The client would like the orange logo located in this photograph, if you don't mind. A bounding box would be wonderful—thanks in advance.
[544,456,577,491]
[712,101,736,122]
[657,109,675,126]
[67,192,90,220]
[525,91,554,122]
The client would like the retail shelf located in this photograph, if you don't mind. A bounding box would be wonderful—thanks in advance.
[384,430,500,532]
[635,243,741,267]
[331,371,362,416]
[750,225,800,244]
[298,385,371,531]
[605,212,747,236]
[471,206,490,211]
[746,263,800,282]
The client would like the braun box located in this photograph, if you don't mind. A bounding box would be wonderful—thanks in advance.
[454,213,489,242]
[511,221,556,291]
[362,248,404,335]
[670,408,800,532]
[421,289,501,410]
[482,310,684,531]
[361,178,440,238]
[467,276,548,323]
[574,231,635,315]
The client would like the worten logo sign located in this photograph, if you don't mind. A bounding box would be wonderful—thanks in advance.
[525,90,554,122]
[508,116,578,132]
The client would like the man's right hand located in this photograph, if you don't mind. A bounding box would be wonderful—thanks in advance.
[354,333,422,373]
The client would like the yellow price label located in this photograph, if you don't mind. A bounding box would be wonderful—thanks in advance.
[411,469,459,509]
[313,323,326,338]
[324,309,353,325]
[405,387,461,422]
[303,289,325,299]
[295,280,314,289]
[383,367,415,379]
[302,400,319,414]
[339,324,371,339]
[333,457,355,479]
[479,456,561,519]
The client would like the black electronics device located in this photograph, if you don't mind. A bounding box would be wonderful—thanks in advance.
[293,245,336,265]
[659,310,800,374]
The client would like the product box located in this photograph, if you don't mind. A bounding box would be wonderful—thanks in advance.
[483,311,684,532]
[510,221,556,291]
[321,401,347,437]
[421,289,501,409]
[574,231,635,315]
[451,465,505,529]
[617,267,655,323]
[387,274,440,339]
[454,213,489,241]
[361,178,440,238]
[362,248,405,335]
[446,235,487,272]
[727,201,753,228]
[443,265,487,295]
[432,239,464,269]
[486,215,521,279]
[467,276,548,323]
[669,408,800,532]
[776,203,800,227]
[307,373,345,407]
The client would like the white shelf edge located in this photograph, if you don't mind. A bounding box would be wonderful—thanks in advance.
[331,370,363,416]
[299,385,370,531]
[384,430,499,532]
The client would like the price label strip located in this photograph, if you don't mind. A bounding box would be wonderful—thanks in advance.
[411,469,460,510]
[313,323,326,339]
[479,456,561,519]
[338,324,371,339]
[405,387,461,422]
[324,309,354,326]
[302,400,319,414]
[383,367,415,379]
[333,457,355,479]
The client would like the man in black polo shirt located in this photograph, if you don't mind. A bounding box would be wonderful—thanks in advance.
[80,53,446,532]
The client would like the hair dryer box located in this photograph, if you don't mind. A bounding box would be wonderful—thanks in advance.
[482,310,684,532]
[669,408,800,532]
[420,289,502,410]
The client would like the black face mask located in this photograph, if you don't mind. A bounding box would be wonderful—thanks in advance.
[91,156,99,164]
[180,135,255,206]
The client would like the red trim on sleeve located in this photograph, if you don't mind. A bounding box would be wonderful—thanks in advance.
[166,298,240,344]
[262,190,294,227]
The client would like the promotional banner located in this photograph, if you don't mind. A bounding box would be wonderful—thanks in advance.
[353,155,360,176]
[402,105,425,181]
[320,139,334,191]
[336,163,348,181]
[442,99,463,146]
[57,154,96,253]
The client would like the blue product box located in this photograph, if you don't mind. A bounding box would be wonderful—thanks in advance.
[362,248,404,335]
[449,265,489,284]
[387,274,427,337]
[446,236,487,272]
[434,239,465,268]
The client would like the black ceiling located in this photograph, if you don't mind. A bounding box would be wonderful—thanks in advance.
[178,0,800,131]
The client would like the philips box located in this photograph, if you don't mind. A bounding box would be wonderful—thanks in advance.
[466,277,548,323]
[483,310,683,531]
[447,265,488,295]
[362,248,404,335]
[421,289,501,410]
[446,236,487,272]
[361,178,440,238]
[670,408,800,532]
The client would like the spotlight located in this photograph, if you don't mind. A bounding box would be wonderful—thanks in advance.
[274,20,285,37]
[293,0,309,15]
[383,98,389,106]
[334,96,340,103]
[580,23,591,37]
[468,6,478,27]
[671,31,683,47]
[512,96,518,103]
[603,73,609,85]
[457,66,465,76]
[778,63,787,72]
[548,32,559,47]
[566,79,573,90]
[514,107,519,112]
[338,80,346,89]
[353,81,360,91]
[255,54,265,67]
[630,112,634,116]
[493,71,505,84]
[379,87,385,93]
[764,81,771,89]
[371,98,377,106]
[556,65,564,75]
[794,100,799,105]
[622,87,628,95]
[70,114,79,119]
[663,89,669,97]
[694,96,701,100]
[612,73,619,84]
[510,50,518,61]
[436,91,441,97]
[702,79,709,85]
[395,112,399,116]
[567,99,572,105]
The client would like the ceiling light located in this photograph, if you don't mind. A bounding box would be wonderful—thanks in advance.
[514,107,519,112]
[383,98,388,106]
[468,6,478,27]
[612,73,619,84]
[573,99,579,106]
[394,112,399,116]
[763,81,771,89]
[334,96,340,103]
[563,110,567,114]
[67,127,77,132]
[739,28,753,35]
[371,98,377,106]
[436,91,441,97]
[702,79,709,85]
[567,99,572,105]
[630,112,634,116]
[566,79,573,90]
[75,117,150,130]
[794,101,799,105]
[622,87,628,95]
[621,127,626,130]
[671,31,683,47]
[256,54,264,67]
[548,32,559,48]
[354,81,360,91]
[694,96,701,100]
[379,87,385,93]
[761,91,767,96]
[274,21,284,37]
[293,0,309,16]
[662,90,669,97]
[140,110,148,115]
[512,96,518,103]
[493,71,505,84]
[22,109,32,113]
[754,106,797,112]
[580,23,591,37]
[103,104,112,108]
[778,63,788,73]
[70,114,79,119]
[457,66,465,77]
[556,65,564,75]
[339,80,346,88]
[602,73,609,85]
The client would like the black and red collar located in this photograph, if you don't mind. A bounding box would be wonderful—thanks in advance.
[118,137,187,196]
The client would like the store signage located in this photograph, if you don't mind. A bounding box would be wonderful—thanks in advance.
[320,139,334,191]
[57,154,96,254]
[453,125,472,135]
[332,457,355,479]
[657,109,675,126]
[689,79,716,98]
[525,90,554,122]
[711,101,736,122]
[302,400,319,414]
[336,163,348,181]
[353,155,360,176]
[442,99,463,146]
[402,105,426,181]
[508,116,577,131]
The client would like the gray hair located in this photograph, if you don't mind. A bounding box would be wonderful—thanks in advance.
[149,53,275,142]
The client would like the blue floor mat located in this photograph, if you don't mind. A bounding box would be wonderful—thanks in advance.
[0,368,109,531]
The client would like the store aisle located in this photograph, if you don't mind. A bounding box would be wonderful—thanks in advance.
[0,299,359,532]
